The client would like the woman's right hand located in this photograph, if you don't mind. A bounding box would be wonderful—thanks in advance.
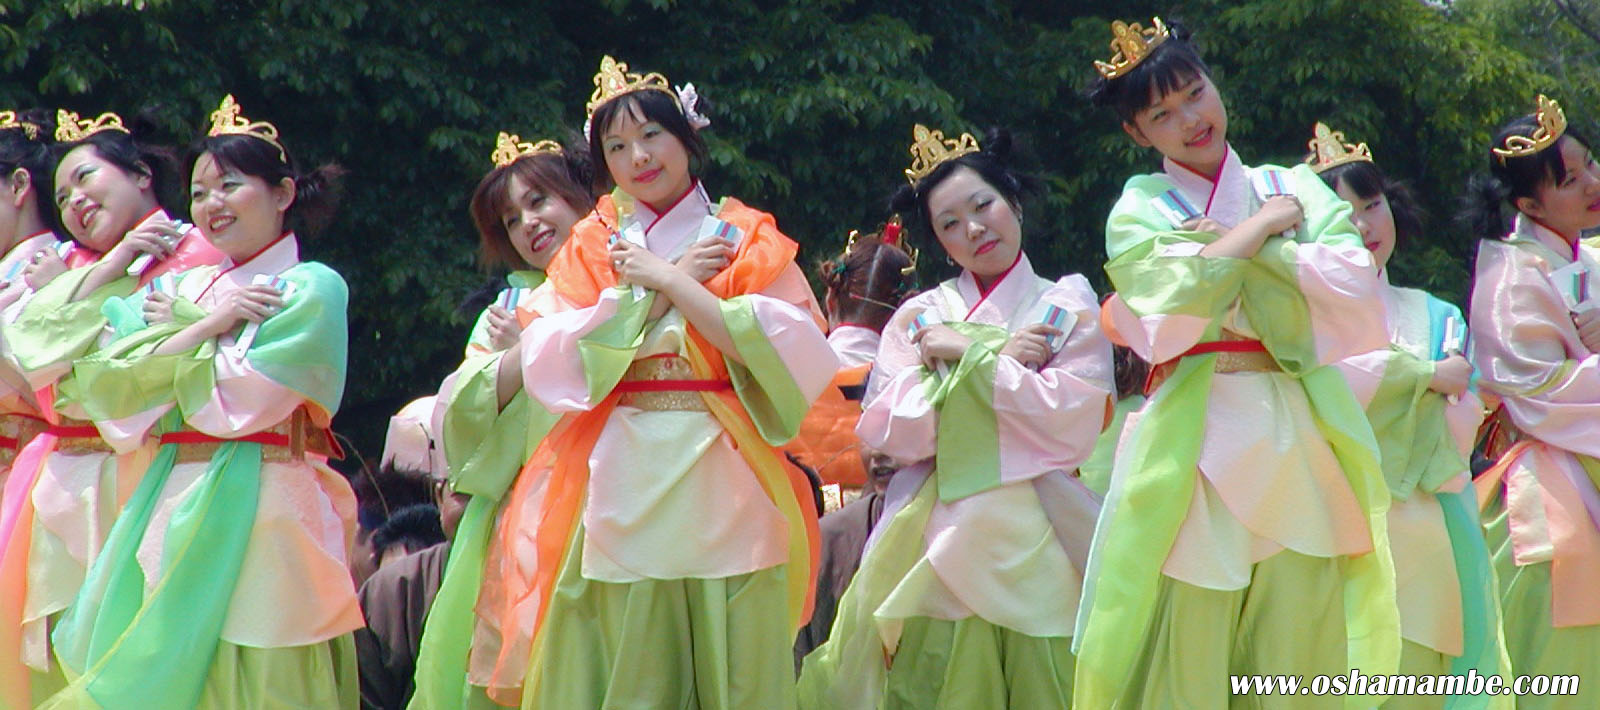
[142,291,176,325]
[1428,354,1473,398]
[201,284,284,336]
[486,305,522,351]
[104,216,183,272]
[23,246,68,289]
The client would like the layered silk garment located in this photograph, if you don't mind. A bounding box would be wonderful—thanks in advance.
[422,184,833,709]
[1471,214,1600,708]
[799,254,1113,708]
[1337,274,1510,708]
[0,210,221,709]
[1074,146,1400,708]
[37,233,358,709]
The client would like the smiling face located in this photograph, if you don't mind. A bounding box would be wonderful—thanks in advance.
[1124,73,1229,175]
[500,172,581,270]
[926,166,1023,283]
[1332,179,1398,269]
[600,99,694,209]
[1517,136,1600,240]
[189,152,294,260]
[53,144,159,252]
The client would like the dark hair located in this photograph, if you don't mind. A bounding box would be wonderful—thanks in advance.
[370,503,445,561]
[53,117,184,218]
[190,133,345,237]
[1316,160,1425,250]
[0,109,62,237]
[1087,21,1210,124]
[468,143,595,270]
[355,463,437,532]
[889,127,1042,249]
[1112,343,1149,400]
[586,89,709,192]
[818,231,916,331]
[1463,113,1594,240]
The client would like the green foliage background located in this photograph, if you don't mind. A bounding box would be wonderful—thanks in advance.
[0,0,1589,466]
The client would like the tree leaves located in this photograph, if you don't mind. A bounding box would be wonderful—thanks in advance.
[0,0,1571,462]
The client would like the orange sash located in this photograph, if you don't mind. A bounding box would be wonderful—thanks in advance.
[483,195,822,705]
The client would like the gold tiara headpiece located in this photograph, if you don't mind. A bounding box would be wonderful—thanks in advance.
[1493,94,1567,162]
[840,217,918,277]
[1094,17,1170,80]
[586,55,676,119]
[55,109,128,143]
[904,124,980,184]
[491,132,562,169]
[1305,122,1373,174]
[0,111,41,140]
[207,94,287,162]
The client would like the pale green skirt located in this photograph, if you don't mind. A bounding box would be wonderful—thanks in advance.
[521,525,796,710]
[1120,550,1348,709]
[42,635,356,709]
[881,616,1073,709]
[1484,498,1600,709]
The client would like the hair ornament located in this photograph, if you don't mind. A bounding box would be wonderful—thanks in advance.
[0,111,41,141]
[490,132,562,169]
[207,94,287,163]
[1492,94,1567,163]
[55,109,128,143]
[583,55,708,142]
[1305,122,1374,174]
[1094,17,1171,80]
[904,124,980,185]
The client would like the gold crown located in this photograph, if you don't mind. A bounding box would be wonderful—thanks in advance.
[904,124,980,184]
[841,217,918,277]
[585,55,676,119]
[1305,122,1373,174]
[491,132,562,169]
[1493,94,1567,162]
[207,94,287,162]
[0,111,40,140]
[55,109,128,142]
[1095,17,1170,80]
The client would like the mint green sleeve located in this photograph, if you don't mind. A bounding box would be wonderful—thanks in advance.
[1104,175,1247,330]
[2,266,134,374]
[437,352,557,500]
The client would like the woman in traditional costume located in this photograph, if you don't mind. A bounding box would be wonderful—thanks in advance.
[407,133,595,710]
[1313,122,1510,708]
[790,224,917,663]
[36,94,357,709]
[453,56,833,709]
[0,108,224,709]
[788,223,917,495]
[1072,18,1399,708]
[0,109,60,491]
[1467,95,1600,709]
[461,133,594,358]
[798,124,1113,709]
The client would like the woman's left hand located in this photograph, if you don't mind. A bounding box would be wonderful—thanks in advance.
[143,291,176,325]
[611,240,681,292]
[911,322,974,371]
[1000,323,1061,370]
